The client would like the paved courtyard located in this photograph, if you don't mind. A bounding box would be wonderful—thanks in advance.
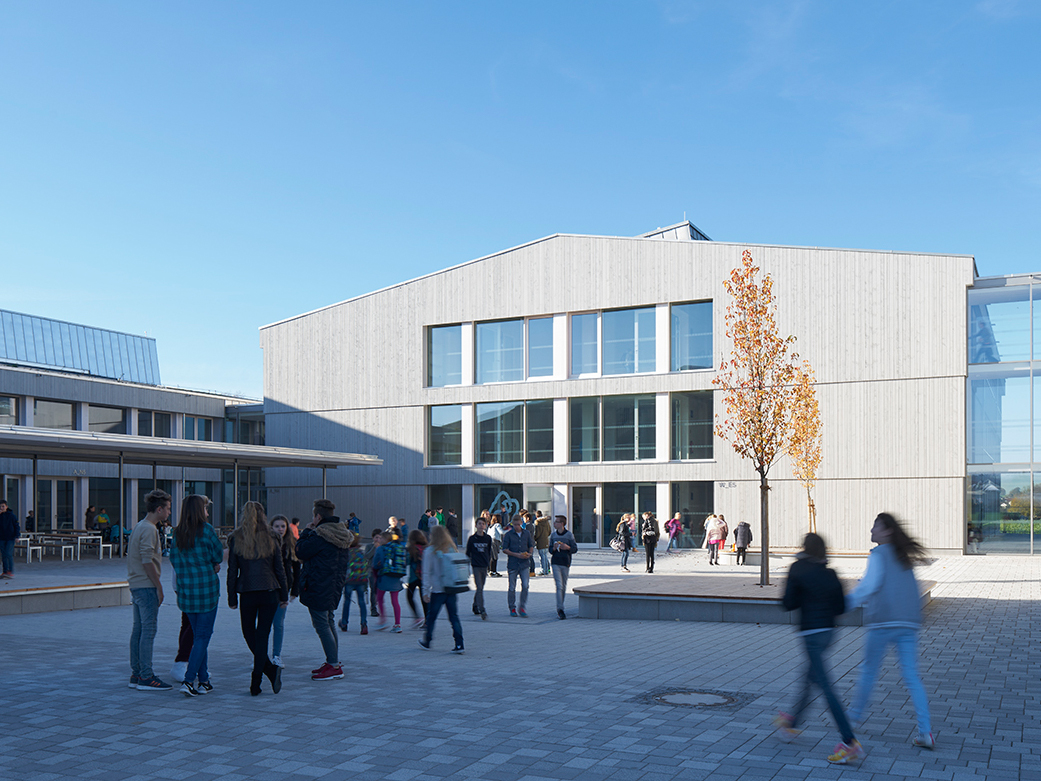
[1,548,1038,781]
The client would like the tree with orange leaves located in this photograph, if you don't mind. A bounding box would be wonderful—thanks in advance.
[789,360,822,534]
[712,250,799,586]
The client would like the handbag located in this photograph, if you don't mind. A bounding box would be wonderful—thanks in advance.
[609,535,625,552]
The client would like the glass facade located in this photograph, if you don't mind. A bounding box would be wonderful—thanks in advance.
[671,391,713,460]
[671,302,713,370]
[89,405,126,434]
[603,395,655,461]
[476,401,524,464]
[602,307,655,375]
[967,280,1041,554]
[427,324,462,387]
[601,482,656,547]
[525,400,554,462]
[476,483,522,519]
[34,399,74,430]
[671,481,714,548]
[476,320,524,384]
[429,405,463,466]
[569,397,600,462]
[0,396,16,425]
[429,485,463,543]
[528,318,554,377]
[571,313,598,375]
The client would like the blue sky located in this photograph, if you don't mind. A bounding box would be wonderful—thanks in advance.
[1,1,1039,398]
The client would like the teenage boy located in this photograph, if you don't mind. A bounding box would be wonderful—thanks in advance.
[128,489,173,690]
[365,529,383,617]
[549,516,578,619]
[0,500,19,579]
[465,518,492,619]
[502,515,535,617]
[297,498,354,681]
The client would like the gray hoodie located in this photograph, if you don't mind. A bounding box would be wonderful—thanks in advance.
[846,543,921,628]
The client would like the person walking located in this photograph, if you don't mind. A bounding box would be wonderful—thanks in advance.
[641,512,660,573]
[733,520,753,565]
[418,525,464,654]
[404,529,428,628]
[704,514,726,565]
[269,515,299,667]
[169,494,224,698]
[365,529,383,618]
[339,532,370,635]
[465,517,492,619]
[127,489,172,690]
[532,512,552,576]
[487,514,503,577]
[773,533,863,765]
[549,516,578,619]
[372,525,407,632]
[664,512,683,553]
[296,498,354,681]
[846,512,934,749]
[616,516,633,572]
[502,515,535,617]
[227,501,288,696]
[0,499,21,580]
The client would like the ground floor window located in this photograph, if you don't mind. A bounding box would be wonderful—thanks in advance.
[670,481,714,548]
[967,469,1039,554]
[429,485,463,544]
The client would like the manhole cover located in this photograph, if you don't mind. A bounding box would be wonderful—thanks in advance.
[654,691,732,707]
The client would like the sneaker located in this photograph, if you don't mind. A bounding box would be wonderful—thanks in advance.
[412,618,424,629]
[473,606,481,615]
[360,625,368,635]
[772,712,801,741]
[311,663,343,681]
[827,740,864,764]
[128,675,140,688]
[418,639,431,650]
[510,608,518,617]
[179,681,199,697]
[452,646,465,654]
[338,621,348,632]
[272,655,284,668]
[557,609,566,620]
[170,661,188,683]
[481,611,488,620]
[196,680,212,694]
[518,608,528,618]
[913,732,935,749]
[374,622,389,631]
[391,624,402,633]
[136,676,173,691]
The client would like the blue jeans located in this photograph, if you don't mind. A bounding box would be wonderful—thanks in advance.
[666,535,676,553]
[537,548,550,575]
[507,567,529,611]
[129,587,159,680]
[271,604,287,657]
[790,630,855,744]
[1,539,14,573]
[340,583,368,628]
[184,608,217,685]
[620,549,630,569]
[849,626,931,735]
[309,608,339,665]
[424,592,463,649]
[553,565,570,612]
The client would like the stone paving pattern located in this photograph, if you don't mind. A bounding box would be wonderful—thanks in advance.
[1,548,1038,780]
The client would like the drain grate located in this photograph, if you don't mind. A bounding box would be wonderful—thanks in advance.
[637,687,753,710]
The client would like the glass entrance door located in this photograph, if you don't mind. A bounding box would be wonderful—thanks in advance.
[56,480,74,530]
[570,485,598,545]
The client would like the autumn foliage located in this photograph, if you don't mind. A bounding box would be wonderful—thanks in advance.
[789,361,823,533]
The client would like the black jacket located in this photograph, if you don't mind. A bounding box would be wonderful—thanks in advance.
[782,554,845,632]
[295,517,354,611]
[226,532,289,606]
[733,522,753,548]
[0,510,19,541]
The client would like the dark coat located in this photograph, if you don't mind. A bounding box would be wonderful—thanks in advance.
[226,532,289,606]
[782,554,846,632]
[733,522,753,548]
[0,510,19,541]
[295,517,354,611]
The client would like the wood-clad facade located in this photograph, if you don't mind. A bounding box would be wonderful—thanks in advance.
[260,225,976,553]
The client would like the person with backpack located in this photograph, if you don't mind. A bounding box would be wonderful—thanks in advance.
[372,526,407,632]
[664,512,683,554]
[338,532,370,635]
[418,525,465,654]
[641,512,660,573]
[404,529,428,628]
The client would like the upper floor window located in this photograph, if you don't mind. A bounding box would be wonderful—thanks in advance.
[34,399,74,431]
[427,324,462,387]
[476,320,524,384]
[475,399,554,464]
[603,394,656,460]
[89,405,126,434]
[0,396,18,426]
[527,318,554,378]
[671,391,713,460]
[184,416,214,442]
[138,410,172,438]
[671,301,713,371]
[571,313,599,375]
[603,308,655,375]
[428,405,463,466]
[968,286,1029,364]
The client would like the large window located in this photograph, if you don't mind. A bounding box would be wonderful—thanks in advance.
[968,368,1031,464]
[569,397,600,462]
[968,286,1029,364]
[603,395,655,461]
[429,485,464,543]
[476,402,524,463]
[603,307,655,375]
[476,320,524,384]
[672,391,713,460]
[672,301,713,371]
[671,481,714,548]
[476,483,523,520]
[427,324,462,387]
[571,313,598,375]
[89,405,126,434]
[0,396,17,426]
[429,405,463,466]
[525,400,554,462]
[601,483,656,547]
[183,416,215,442]
[968,470,1035,554]
[528,317,554,377]
[34,399,74,430]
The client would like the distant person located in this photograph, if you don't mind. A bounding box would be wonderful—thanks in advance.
[733,520,753,565]
[365,529,383,618]
[127,489,172,691]
[296,498,353,681]
[418,509,434,533]
[227,501,287,696]
[0,499,19,580]
[25,510,35,533]
[532,513,551,576]
[372,524,407,632]
[346,512,361,535]
[502,515,534,617]
[446,509,459,541]
[85,505,98,531]
[664,512,683,553]
[404,529,428,629]
[549,516,577,620]
[640,512,660,573]
[774,533,862,765]
[704,514,727,565]
[169,494,224,698]
[269,514,299,667]
[289,518,300,539]
[418,525,464,654]
[339,532,370,635]
[465,518,492,619]
[487,513,503,577]
[96,508,111,539]
[845,513,934,750]
[615,516,633,572]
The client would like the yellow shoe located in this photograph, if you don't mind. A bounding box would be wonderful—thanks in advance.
[827,740,864,764]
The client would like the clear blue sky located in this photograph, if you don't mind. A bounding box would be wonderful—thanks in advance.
[2,1,1038,399]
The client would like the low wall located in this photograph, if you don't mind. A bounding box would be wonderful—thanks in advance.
[0,583,131,615]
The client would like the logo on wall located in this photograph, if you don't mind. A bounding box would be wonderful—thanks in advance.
[487,490,520,519]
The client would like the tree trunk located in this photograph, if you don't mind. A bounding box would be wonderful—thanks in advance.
[759,472,770,586]
[808,490,816,534]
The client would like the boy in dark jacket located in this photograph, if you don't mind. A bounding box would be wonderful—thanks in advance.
[733,521,753,565]
[0,500,20,579]
[775,533,862,764]
[296,499,354,681]
[465,518,492,619]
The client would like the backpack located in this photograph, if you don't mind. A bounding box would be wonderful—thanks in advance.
[345,547,368,584]
[438,550,471,594]
[382,542,408,578]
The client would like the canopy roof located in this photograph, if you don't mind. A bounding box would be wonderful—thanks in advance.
[0,424,381,470]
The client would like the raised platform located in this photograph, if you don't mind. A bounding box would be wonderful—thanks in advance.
[0,582,131,615]
[574,574,935,624]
